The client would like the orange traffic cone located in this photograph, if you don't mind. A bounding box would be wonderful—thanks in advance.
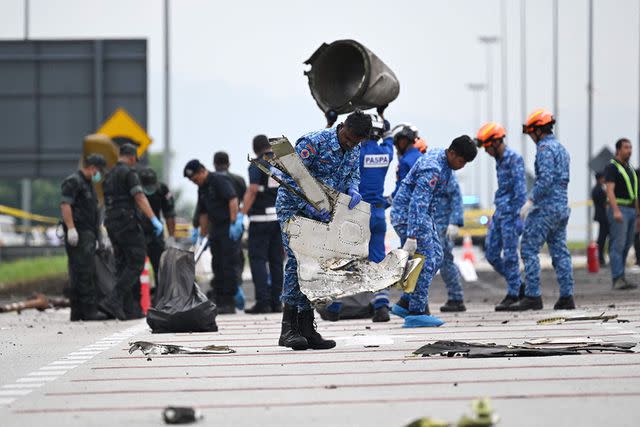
[139,257,151,315]
[462,235,476,264]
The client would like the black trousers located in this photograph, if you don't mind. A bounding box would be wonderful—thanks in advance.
[596,218,608,263]
[209,222,238,307]
[107,222,146,316]
[65,229,97,307]
[145,235,165,286]
[248,221,284,306]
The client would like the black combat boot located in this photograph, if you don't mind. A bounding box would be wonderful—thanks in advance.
[244,303,272,314]
[271,302,283,313]
[553,295,576,310]
[123,290,144,320]
[81,305,109,321]
[372,305,391,322]
[440,300,467,312]
[508,296,543,311]
[70,303,82,322]
[298,309,336,350]
[519,284,526,298]
[278,305,308,350]
[495,294,520,311]
[98,292,126,320]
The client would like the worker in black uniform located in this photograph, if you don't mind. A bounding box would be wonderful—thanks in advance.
[138,167,177,298]
[100,143,164,320]
[184,159,241,314]
[591,171,608,266]
[214,151,247,309]
[242,135,284,314]
[60,154,108,321]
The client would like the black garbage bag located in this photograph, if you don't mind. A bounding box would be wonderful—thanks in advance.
[146,247,218,333]
[95,247,116,301]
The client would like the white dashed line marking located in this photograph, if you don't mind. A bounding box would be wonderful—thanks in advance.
[0,322,147,407]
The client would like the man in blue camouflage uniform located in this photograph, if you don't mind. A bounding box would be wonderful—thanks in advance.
[512,109,575,311]
[391,125,422,198]
[475,122,528,311]
[322,109,395,323]
[434,173,466,312]
[390,135,477,328]
[276,111,372,350]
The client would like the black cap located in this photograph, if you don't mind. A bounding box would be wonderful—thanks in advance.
[183,159,205,178]
[253,135,270,155]
[85,154,106,169]
[119,143,138,158]
[139,167,159,192]
[213,151,229,166]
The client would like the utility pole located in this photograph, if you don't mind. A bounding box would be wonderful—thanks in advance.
[520,0,528,168]
[501,0,509,135]
[163,0,171,186]
[22,0,31,244]
[586,0,594,242]
[467,83,486,205]
[478,36,499,206]
[553,0,559,136]
[478,36,500,121]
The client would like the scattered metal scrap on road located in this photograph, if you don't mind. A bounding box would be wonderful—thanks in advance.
[128,341,235,356]
[412,340,637,358]
[0,293,69,314]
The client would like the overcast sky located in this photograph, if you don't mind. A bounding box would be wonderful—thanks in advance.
[1,0,639,239]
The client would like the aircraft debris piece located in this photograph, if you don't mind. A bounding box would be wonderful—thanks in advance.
[536,313,619,325]
[412,340,637,358]
[129,341,235,356]
[0,293,69,314]
[262,136,422,303]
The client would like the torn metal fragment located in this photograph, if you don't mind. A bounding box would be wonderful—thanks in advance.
[412,340,637,358]
[536,313,618,325]
[129,341,235,356]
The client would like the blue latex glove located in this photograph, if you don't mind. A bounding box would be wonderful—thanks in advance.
[191,228,201,244]
[151,217,164,237]
[229,214,244,241]
[347,187,362,210]
[303,203,331,222]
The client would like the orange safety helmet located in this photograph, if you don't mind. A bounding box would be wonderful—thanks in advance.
[414,137,427,153]
[522,108,555,134]
[475,122,506,147]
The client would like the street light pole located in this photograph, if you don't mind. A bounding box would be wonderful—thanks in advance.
[520,0,528,168]
[553,0,559,136]
[478,36,499,207]
[501,0,509,135]
[22,0,31,244]
[479,36,500,121]
[587,0,594,242]
[163,0,171,187]
[468,83,487,206]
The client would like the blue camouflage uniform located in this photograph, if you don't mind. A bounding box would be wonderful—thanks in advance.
[434,173,464,302]
[391,145,422,198]
[276,126,360,311]
[485,147,527,296]
[520,135,574,297]
[391,148,452,313]
[359,136,394,262]
[358,135,394,309]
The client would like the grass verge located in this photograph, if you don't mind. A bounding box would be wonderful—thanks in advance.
[0,255,68,285]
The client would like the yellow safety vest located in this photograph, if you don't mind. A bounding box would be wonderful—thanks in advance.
[611,159,638,206]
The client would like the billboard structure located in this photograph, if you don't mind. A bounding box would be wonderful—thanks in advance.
[0,39,147,179]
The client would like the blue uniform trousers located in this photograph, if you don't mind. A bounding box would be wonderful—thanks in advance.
[521,207,574,297]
